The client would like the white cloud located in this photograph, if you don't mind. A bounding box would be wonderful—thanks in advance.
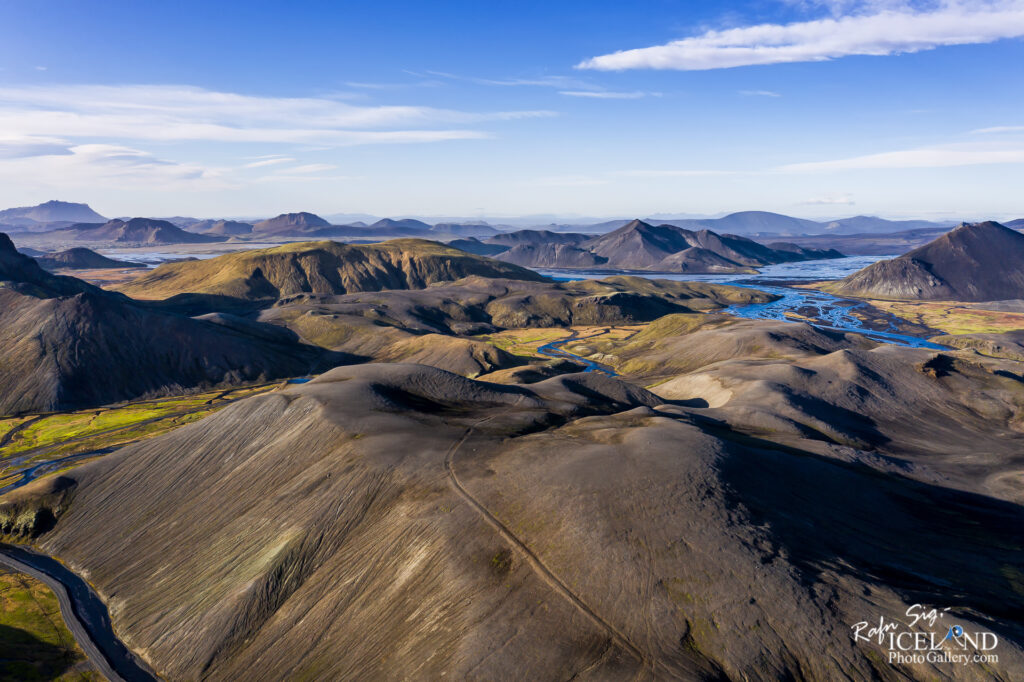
[344,80,442,89]
[739,90,782,97]
[558,90,655,99]
[0,84,551,147]
[778,144,1024,171]
[242,157,296,168]
[0,143,229,190]
[971,125,1024,134]
[276,163,338,174]
[423,70,595,90]
[0,135,73,159]
[578,1,1024,71]
[617,169,736,177]
[422,70,660,100]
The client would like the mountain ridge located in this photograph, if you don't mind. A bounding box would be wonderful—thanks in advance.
[0,232,347,413]
[825,221,1024,301]
[114,238,548,301]
[479,219,842,273]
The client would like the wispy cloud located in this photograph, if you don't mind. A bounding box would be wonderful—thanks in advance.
[971,124,1024,134]
[558,90,656,99]
[424,69,660,99]
[276,163,338,174]
[616,169,736,177]
[0,143,228,190]
[739,90,782,97]
[0,84,551,147]
[578,1,1024,71]
[345,79,442,90]
[422,70,596,90]
[0,135,73,159]
[242,156,296,168]
[778,143,1024,171]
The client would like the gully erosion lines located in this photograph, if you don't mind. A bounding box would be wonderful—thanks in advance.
[443,421,653,671]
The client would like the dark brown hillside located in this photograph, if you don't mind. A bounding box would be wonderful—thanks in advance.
[0,233,347,414]
[582,219,695,269]
[828,221,1024,300]
[187,219,254,236]
[251,212,330,236]
[34,247,143,270]
[490,219,844,273]
[496,242,607,268]
[486,229,589,247]
[60,218,226,244]
[114,239,547,301]
[17,362,1024,679]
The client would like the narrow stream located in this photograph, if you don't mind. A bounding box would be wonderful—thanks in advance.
[536,335,618,375]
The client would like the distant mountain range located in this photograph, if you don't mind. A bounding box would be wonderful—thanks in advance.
[252,212,331,236]
[826,221,1024,301]
[0,201,107,231]
[43,218,226,245]
[186,219,254,236]
[531,212,961,236]
[32,247,144,270]
[319,210,963,238]
[2,201,1008,247]
[455,219,843,274]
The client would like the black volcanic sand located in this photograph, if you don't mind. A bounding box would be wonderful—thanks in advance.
[8,361,1022,680]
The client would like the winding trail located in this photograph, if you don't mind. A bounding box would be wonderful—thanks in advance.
[0,544,158,682]
[443,421,651,673]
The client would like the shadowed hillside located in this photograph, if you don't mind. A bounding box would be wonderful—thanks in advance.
[39,218,228,245]
[0,233,348,414]
[33,247,143,270]
[251,212,330,236]
[826,221,1024,301]
[478,220,842,273]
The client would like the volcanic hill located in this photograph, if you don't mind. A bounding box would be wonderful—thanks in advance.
[42,218,226,245]
[9,357,1023,679]
[0,233,345,414]
[252,212,331,236]
[826,221,1024,301]
[33,247,143,270]
[477,220,841,273]
[114,239,547,301]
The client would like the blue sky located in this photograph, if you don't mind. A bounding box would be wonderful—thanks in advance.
[0,0,1022,221]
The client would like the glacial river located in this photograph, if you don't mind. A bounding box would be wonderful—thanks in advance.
[536,255,947,355]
